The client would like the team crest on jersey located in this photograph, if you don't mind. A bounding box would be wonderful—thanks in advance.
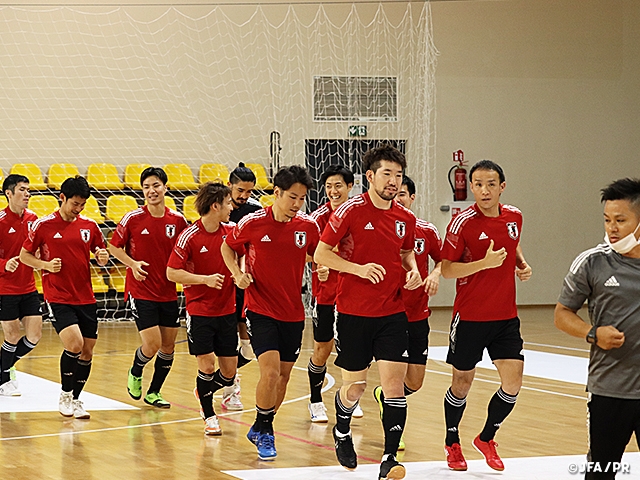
[506,222,519,240]
[27,221,33,231]
[165,224,176,239]
[414,238,425,255]
[294,231,307,248]
[80,229,91,243]
[395,220,406,239]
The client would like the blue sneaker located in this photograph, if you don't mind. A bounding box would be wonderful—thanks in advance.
[247,425,260,445]
[257,432,277,461]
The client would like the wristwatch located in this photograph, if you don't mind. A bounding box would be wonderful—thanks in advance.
[586,325,598,345]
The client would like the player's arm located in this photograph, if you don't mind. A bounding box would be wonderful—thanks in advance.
[220,241,252,289]
[107,243,148,281]
[441,239,506,279]
[554,303,624,350]
[515,243,532,281]
[424,261,442,296]
[400,249,422,290]
[314,240,385,284]
[19,247,60,273]
[166,267,224,290]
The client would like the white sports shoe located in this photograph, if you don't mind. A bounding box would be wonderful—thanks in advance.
[308,402,328,423]
[204,415,222,436]
[352,403,364,418]
[73,399,90,419]
[59,391,74,417]
[0,380,21,397]
[221,375,243,411]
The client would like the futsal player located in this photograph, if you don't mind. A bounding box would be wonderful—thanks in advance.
[0,175,41,396]
[20,176,109,419]
[109,167,188,408]
[314,144,422,480]
[167,182,237,436]
[221,165,320,461]
[440,160,532,472]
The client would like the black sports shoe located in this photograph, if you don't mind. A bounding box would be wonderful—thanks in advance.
[378,455,406,480]
[332,425,357,470]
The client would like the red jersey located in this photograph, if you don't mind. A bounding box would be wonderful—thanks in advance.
[110,206,188,302]
[441,203,523,321]
[403,219,442,322]
[167,220,235,317]
[23,211,105,305]
[224,206,320,322]
[0,207,38,295]
[321,192,416,317]
[310,202,339,305]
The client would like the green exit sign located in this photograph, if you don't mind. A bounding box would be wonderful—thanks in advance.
[348,125,367,137]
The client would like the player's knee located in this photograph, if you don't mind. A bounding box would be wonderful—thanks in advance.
[343,380,366,402]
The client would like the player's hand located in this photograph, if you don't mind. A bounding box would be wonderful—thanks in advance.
[404,270,422,290]
[131,260,149,281]
[234,272,253,289]
[204,274,225,290]
[46,258,62,273]
[316,265,330,282]
[424,270,440,296]
[357,263,386,284]
[516,261,532,282]
[483,240,507,269]
[4,256,20,273]
[596,326,625,350]
[95,248,110,267]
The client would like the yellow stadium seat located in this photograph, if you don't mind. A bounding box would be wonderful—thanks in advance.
[124,163,152,190]
[259,194,275,207]
[82,195,105,224]
[91,267,109,294]
[0,197,7,210]
[199,163,229,185]
[109,266,127,293]
[34,270,43,294]
[245,163,273,190]
[106,195,138,223]
[87,163,123,190]
[182,195,199,223]
[165,163,199,190]
[144,196,177,211]
[28,195,59,217]
[10,163,47,190]
[47,163,80,190]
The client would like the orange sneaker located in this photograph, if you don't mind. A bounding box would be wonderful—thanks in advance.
[472,435,504,471]
[444,443,467,471]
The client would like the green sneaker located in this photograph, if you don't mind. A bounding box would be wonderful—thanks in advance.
[373,385,384,419]
[9,366,16,382]
[398,436,406,451]
[127,368,142,400]
[144,391,171,409]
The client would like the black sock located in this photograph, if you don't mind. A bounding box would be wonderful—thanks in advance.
[404,383,418,396]
[1,341,17,384]
[308,359,326,404]
[73,359,92,399]
[212,369,235,391]
[237,349,251,369]
[60,350,80,392]
[335,390,357,435]
[131,346,152,378]
[382,397,407,455]
[147,350,173,394]
[197,371,215,419]
[479,388,518,442]
[255,405,275,435]
[444,387,467,446]
[12,336,37,366]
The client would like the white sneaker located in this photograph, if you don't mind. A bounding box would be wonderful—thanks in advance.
[221,375,243,411]
[0,380,21,397]
[204,415,222,436]
[59,391,74,417]
[353,403,364,418]
[73,399,90,419]
[308,402,328,423]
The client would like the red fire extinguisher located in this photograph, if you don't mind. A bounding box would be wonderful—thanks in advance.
[448,150,468,201]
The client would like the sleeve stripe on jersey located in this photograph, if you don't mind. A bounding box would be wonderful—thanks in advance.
[237,208,267,230]
[418,220,441,240]
[333,196,364,219]
[119,208,144,227]
[296,211,321,234]
[168,208,188,222]
[176,223,200,249]
[0,211,6,220]
[502,204,522,215]
[569,244,612,274]
[78,214,100,227]
[449,208,476,234]
[310,204,330,221]
[30,213,57,232]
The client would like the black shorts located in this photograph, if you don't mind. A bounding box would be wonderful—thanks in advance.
[586,394,640,479]
[129,297,180,331]
[0,291,42,321]
[245,310,304,363]
[47,302,98,339]
[186,313,238,357]
[335,311,409,372]
[312,301,335,343]
[407,319,430,365]
[446,315,524,371]
[235,287,246,324]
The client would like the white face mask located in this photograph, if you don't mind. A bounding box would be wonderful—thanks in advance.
[604,221,640,254]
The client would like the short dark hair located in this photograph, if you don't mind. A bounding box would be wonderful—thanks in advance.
[363,144,406,173]
[402,175,416,196]
[469,160,505,183]
[601,178,640,215]
[60,175,91,200]
[3,174,30,197]
[229,162,257,185]
[195,182,231,216]
[320,164,354,186]
[140,167,168,186]
[273,165,314,192]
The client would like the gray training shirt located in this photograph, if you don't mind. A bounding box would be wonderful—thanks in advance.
[558,243,640,399]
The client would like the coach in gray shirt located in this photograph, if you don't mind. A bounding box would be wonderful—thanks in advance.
[555,178,640,480]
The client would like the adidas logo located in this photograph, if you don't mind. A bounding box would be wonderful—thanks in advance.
[401,350,409,358]
[389,425,403,432]
[141,228,149,235]
[364,222,374,230]
[604,276,620,287]
[422,348,428,356]
[8,227,15,234]
[200,245,208,253]
[261,235,271,242]
[53,232,62,239]
[479,232,489,240]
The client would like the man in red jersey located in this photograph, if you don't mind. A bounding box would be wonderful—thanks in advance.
[109,167,188,409]
[307,164,354,423]
[373,174,442,451]
[0,175,42,396]
[440,160,532,472]
[315,145,422,480]
[20,176,109,419]
[221,165,320,462]
[167,182,237,436]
